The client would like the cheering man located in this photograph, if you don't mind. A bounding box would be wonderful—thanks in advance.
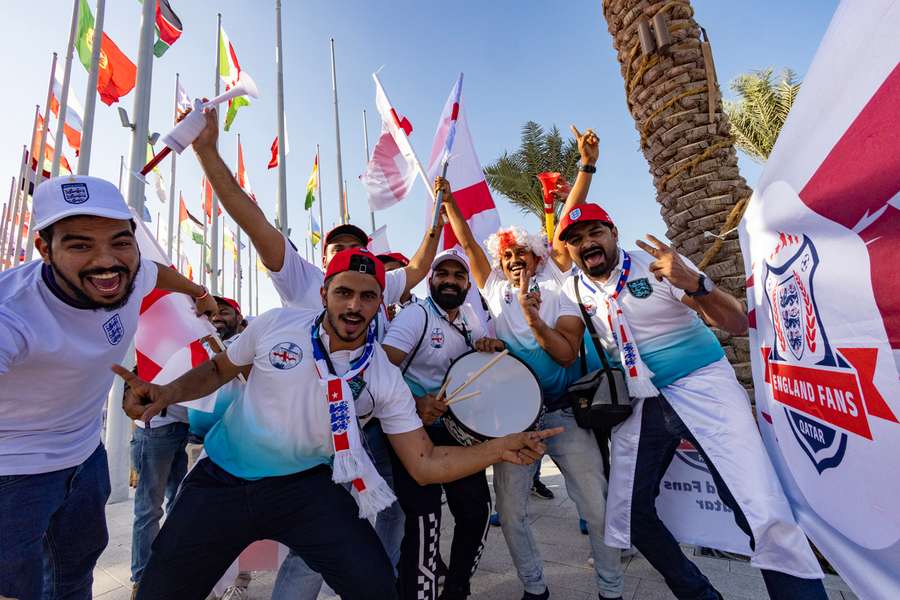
[117,248,560,600]
[552,125,826,600]
[383,248,505,600]
[0,176,216,600]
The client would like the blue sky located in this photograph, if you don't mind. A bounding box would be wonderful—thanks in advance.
[0,0,838,312]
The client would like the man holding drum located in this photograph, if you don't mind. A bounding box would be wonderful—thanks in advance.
[116,248,561,600]
[383,248,505,600]
[553,126,826,600]
[439,173,625,600]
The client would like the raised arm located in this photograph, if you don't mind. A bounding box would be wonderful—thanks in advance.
[551,126,600,272]
[400,203,443,297]
[154,262,218,316]
[387,426,561,486]
[192,108,287,271]
[437,177,492,288]
[518,274,580,367]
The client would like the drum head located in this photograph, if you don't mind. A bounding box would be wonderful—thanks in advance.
[442,351,543,440]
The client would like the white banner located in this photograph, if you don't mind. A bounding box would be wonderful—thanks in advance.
[656,440,752,555]
[737,1,900,597]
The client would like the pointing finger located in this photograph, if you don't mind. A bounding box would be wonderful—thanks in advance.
[535,427,564,440]
[645,234,669,250]
[111,364,140,385]
[634,239,658,256]
[570,124,582,139]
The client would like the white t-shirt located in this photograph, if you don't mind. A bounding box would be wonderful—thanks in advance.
[0,259,158,475]
[480,259,582,401]
[203,307,422,480]
[268,235,406,340]
[382,297,486,397]
[561,249,724,388]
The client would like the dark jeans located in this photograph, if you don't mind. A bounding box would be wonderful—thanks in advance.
[631,396,826,600]
[392,425,491,600]
[130,421,189,582]
[0,444,111,600]
[135,458,397,600]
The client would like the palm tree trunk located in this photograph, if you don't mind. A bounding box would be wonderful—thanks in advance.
[601,0,753,387]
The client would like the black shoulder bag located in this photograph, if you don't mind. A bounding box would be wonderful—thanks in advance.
[564,277,634,429]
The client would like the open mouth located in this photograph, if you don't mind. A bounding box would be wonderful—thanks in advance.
[340,313,365,334]
[581,247,606,269]
[84,272,124,297]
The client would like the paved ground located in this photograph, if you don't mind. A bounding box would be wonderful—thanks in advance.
[92,458,856,600]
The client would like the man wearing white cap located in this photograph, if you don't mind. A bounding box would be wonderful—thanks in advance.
[0,176,216,600]
[382,249,505,600]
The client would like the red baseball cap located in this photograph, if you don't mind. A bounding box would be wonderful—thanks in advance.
[324,248,386,291]
[376,252,410,267]
[214,296,242,316]
[324,224,369,247]
[557,203,615,241]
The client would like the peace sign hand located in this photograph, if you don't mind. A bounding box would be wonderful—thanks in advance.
[111,364,176,425]
[570,125,599,166]
[634,234,699,292]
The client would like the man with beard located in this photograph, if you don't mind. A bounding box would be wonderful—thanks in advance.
[0,176,217,600]
[382,249,506,600]
[115,248,561,600]
[439,158,625,599]
[553,154,826,598]
[191,109,440,596]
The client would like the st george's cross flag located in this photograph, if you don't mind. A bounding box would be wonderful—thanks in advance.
[362,74,419,212]
[738,1,900,597]
[427,74,499,253]
[132,211,218,412]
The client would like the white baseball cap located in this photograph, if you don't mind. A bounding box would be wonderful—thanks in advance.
[431,248,470,273]
[32,175,133,232]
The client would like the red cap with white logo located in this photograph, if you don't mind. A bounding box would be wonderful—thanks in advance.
[324,248,386,291]
[557,203,615,241]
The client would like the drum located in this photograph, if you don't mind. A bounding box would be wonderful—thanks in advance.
[440,350,543,446]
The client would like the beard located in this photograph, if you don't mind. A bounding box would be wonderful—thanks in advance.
[51,258,139,312]
[430,281,466,311]
[579,244,618,278]
[325,305,370,343]
[215,320,239,340]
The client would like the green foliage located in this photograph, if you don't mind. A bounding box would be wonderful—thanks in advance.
[484,121,580,222]
[723,69,801,163]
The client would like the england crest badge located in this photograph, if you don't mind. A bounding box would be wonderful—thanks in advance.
[626,278,653,299]
[102,314,124,345]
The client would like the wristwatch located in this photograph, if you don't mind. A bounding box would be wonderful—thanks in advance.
[685,273,714,297]
[578,162,597,174]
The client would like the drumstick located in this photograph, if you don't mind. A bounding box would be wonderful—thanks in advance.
[449,349,509,400]
[435,379,451,402]
[446,390,481,406]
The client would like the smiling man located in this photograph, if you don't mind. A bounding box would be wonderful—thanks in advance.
[115,248,559,600]
[0,176,216,600]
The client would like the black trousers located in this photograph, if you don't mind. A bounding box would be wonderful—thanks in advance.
[391,424,491,600]
[135,459,397,600]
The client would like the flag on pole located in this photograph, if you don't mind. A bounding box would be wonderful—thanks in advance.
[267,117,290,169]
[179,194,204,245]
[202,176,219,223]
[367,225,390,256]
[738,1,900,596]
[427,74,499,252]
[176,79,192,119]
[223,227,236,259]
[309,213,322,247]
[218,26,249,131]
[31,116,72,178]
[236,137,256,202]
[304,153,318,210]
[151,0,183,57]
[361,75,418,211]
[133,211,217,412]
[179,253,193,281]
[75,0,136,105]
[51,64,84,155]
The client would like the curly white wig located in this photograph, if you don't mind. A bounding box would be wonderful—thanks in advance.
[485,225,548,269]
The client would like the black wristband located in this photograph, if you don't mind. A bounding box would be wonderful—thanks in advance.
[578,163,597,174]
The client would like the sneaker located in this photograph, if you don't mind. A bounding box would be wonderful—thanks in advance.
[489,512,501,526]
[579,518,589,535]
[220,586,248,600]
[522,588,550,600]
[530,480,554,499]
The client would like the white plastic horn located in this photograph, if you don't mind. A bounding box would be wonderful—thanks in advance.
[160,99,207,155]
[205,72,260,108]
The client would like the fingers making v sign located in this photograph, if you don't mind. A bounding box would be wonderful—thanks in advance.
[634,234,700,293]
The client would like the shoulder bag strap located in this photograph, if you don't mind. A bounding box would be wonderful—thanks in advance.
[401,303,430,376]
[574,277,621,403]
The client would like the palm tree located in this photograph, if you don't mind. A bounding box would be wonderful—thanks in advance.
[724,69,801,163]
[484,121,580,224]
[601,0,754,384]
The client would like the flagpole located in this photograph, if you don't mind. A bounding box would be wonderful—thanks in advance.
[2,144,27,271]
[24,53,59,262]
[274,0,288,235]
[235,134,242,306]
[363,109,375,233]
[78,0,105,174]
[316,144,324,264]
[201,217,207,287]
[330,39,347,225]
[254,253,259,314]
[176,192,182,270]
[51,0,80,178]
[166,73,180,261]
[209,13,222,295]
[10,142,31,270]
[247,244,253,315]
[344,179,350,223]
[0,181,11,267]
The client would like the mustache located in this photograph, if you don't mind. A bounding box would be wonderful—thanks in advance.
[580,245,605,258]
[79,265,130,279]
[507,261,526,270]
[339,311,364,322]
[437,283,463,295]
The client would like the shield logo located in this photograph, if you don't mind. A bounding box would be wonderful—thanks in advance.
[626,278,653,299]
[430,328,444,349]
[61,182,90,204]
[102,314,124,345]
[269,342,302,370]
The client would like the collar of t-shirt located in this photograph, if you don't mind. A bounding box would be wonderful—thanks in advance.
[316,322,366,376]
[578,248,625,296]
[426,296,473,347]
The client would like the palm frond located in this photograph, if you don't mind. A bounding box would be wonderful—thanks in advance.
[724,67,802,162]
